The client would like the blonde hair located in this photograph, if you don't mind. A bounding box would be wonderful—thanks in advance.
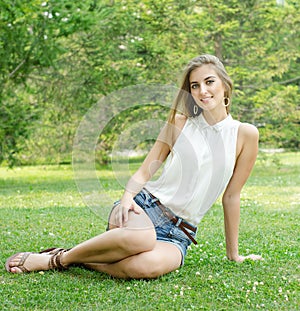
[168,54,233,124]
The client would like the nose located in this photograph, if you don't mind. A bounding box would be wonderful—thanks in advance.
[199,83,208,95]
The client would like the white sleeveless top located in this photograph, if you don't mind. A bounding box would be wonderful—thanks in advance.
[145,114,241,226]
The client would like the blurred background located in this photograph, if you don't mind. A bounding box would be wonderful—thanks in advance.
[0,0,299,167]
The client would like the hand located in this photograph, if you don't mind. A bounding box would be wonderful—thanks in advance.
[115,193,140,227]
[230,254,264,263]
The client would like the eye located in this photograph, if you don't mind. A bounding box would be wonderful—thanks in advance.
[206,80,215,85]
[191,83,199,89]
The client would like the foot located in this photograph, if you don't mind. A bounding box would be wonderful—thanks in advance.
[6,248,69,274]
[6,252,53,274]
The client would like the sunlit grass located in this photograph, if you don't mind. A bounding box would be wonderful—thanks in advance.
[0,152,299,310]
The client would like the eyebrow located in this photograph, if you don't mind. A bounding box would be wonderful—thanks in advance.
[204,75,217,80]
[190,75,217,84]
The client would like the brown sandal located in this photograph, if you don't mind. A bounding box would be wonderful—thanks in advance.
[5,252,32,273]
[40,248,70,270]
[5,248,70,273]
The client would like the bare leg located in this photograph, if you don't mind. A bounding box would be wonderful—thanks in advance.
[84,241,182,279]
[7,205,156,273]
[61,205,156,265]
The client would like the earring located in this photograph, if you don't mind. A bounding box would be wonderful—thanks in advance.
[224,97,230,107]
[193,104,199,115]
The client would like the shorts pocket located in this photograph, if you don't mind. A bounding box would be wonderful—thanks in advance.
[168,226,195,247]
[134,191,169,227]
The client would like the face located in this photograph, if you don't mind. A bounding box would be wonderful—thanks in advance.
[189,65,226,113]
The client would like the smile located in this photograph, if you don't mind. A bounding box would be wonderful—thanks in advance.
[200,97,213,103]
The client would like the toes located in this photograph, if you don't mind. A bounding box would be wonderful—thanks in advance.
[9,253,25,266]
[9,255,22,267]
[5,252,31,273]
[10,267,23,274]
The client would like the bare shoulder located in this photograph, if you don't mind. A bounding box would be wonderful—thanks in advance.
[238,122,259,143]
[236,122,259,158]
[239,122,259,137]
[224,122,259,195]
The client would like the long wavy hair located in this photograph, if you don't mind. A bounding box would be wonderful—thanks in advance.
[168,54,233,124]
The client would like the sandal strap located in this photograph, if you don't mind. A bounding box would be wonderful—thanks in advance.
[16,252,32,273]
[18,253,31,273]
[5,252,33,273]
[40,248,66,255]
[48,249,69,270]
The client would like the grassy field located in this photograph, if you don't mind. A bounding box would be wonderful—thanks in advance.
[0,152,299,310]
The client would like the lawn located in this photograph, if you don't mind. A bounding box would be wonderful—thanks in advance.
[0,152,299,311]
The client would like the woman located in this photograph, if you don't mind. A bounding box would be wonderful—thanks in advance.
[5,54,262,278]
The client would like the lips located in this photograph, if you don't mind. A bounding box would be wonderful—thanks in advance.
[200,97,213,104]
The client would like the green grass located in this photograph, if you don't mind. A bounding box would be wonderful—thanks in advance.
[0,152,299,310]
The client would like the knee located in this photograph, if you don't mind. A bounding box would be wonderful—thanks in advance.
[124,255,169,279]
[119,228,156,254]
[125,261,163,279]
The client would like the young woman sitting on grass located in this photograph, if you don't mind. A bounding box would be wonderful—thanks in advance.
[6,54,263,278]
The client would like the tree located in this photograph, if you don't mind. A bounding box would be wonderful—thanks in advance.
[1,0,299,166]
[0,0,111,165]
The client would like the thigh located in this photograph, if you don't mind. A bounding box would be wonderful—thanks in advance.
[85,241,182,279]
[107,203,155,231]
[128,241,182,277]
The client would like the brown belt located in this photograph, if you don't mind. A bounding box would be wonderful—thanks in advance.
[144,189,198,245]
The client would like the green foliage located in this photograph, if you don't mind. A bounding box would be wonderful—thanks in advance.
[96,104,168,164]
[0,83,39,167]
[0,0,299,166]
[252,84,300,148]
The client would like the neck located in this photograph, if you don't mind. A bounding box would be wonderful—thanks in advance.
[202,110,228,125]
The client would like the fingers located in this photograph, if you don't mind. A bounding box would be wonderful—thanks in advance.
[114,201,141,227]
[236,254,264,263]
[115,202,128,228]
[245,254,264,261]
[131,201,141,215]
[122,204,129,224]
[229,254,264,263]
[115,202,123,227]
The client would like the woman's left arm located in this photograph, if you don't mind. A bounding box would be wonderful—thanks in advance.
[222,123,263,262]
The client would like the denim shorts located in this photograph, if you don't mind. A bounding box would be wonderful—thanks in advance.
[132,189,197,265]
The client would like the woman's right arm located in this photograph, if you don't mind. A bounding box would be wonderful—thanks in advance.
[117,114,187,226]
